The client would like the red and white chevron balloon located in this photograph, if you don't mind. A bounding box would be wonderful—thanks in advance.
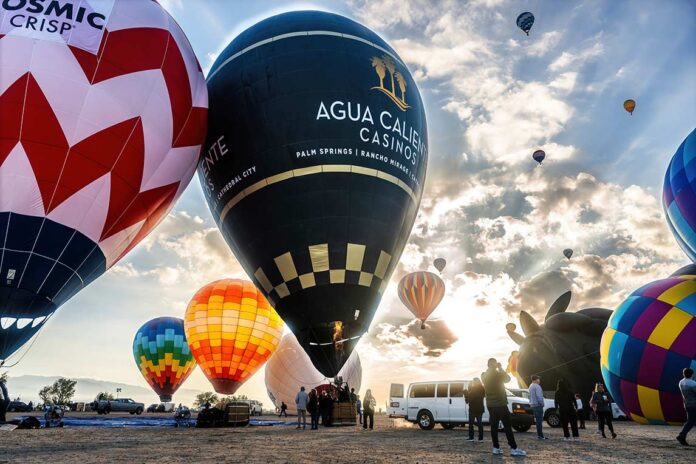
[0,0,207,360]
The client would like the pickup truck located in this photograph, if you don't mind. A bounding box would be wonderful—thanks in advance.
[91,398,144,415]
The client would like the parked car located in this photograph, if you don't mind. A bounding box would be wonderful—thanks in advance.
[388,381,534,432]
[7,401,32,412]
[147,404,160,413]
[91,398,144,415]
[240,400,263,416]
[507,388,560,428]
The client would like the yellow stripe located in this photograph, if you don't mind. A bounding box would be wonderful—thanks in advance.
[600,327,615,369]
[647,307,692,349]
[219,164,419,222]
[636,385,664,422]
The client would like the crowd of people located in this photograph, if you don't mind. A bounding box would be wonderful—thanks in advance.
[290,382,376,430]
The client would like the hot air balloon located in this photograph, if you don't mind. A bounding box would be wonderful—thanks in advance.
[516,12,535,36]
[532,149,546,165]
[184,279,284,395]
[398,271,445,329]
[265,333,362,415]
[663,129,696,262]
[0,0,207,361]
[623,99,636,115]
[201,11,427,377]
[433,258,447,273]
[133,317,195,402]
[563,249,573,260]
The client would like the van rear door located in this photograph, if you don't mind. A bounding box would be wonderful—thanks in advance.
[387,383,406,418]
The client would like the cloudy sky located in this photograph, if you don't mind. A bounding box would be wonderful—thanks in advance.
[8,0,696,406]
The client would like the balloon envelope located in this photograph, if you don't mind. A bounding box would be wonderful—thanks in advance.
[0,0,207,360]
[265,333,362,415]
[200,11,427,376]
[433,258,446,273]
[563,249,573,260]
[184,279,284,395]
[397,271,445,327]
[623,99,636,114]
[532,150,546,165]
[516,12,535,35]
[663,129,696,262]
[601,275,695,424]
[133,317,196,402]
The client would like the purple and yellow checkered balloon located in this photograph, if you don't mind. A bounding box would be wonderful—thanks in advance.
[600,274,696,424]
[663,128,696,262]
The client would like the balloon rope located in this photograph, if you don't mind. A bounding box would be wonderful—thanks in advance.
[0,312,56,369]
[529,350,600,378]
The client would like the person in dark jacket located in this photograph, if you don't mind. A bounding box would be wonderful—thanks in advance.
[554,379,579,440]
[0,381,9,423]
[279,401,288,418]
[465,378,485,441]
[307,389,320,430]
[481,358,527,456]
[590,383,616,439]
[319,391,331,426]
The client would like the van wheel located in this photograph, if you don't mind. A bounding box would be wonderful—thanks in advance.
[546,411,561,428]
[441,423,455,430]
[417,410,435,430]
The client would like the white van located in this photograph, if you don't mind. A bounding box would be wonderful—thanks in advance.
[388,381,534,432]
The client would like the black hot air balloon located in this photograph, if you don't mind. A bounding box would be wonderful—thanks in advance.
[563,248,574,260]
[516,12,535,36]
[200,11,428,376]
[532,149,546,165]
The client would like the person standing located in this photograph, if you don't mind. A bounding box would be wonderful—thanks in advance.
[319,391,331,426]
[465,378,485,441]
[528,375,547,440]
[575,394,585,429]
[295,386,309,430]
[279,401,288,418]
[307,389,320,430]
[555,379,579,440]
[590,383,616,439]
[356,396,362,423]
[481,358,527,456]
[363,389,376,430]
[677,368,696,446]
[0,381,9,423]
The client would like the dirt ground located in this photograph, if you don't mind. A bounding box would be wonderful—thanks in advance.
[1,413,694,463]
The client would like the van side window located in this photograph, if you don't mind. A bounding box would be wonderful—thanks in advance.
[410,384,436,398]
[450,383,465,397]
[436,384,448,398]
[390,384,404,397]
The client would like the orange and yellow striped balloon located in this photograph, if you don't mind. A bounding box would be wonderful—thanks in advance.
[184,279,284,394]
[397,271,445,329]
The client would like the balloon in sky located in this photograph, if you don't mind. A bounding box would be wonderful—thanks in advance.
[663,129,696,262]
[600,275,696,424]
[433,258,447,273]
[0,0,207,361]
[623,99,636,115]
[532,149,546,165]
[265,333,362,415]
[563,248,574,260]
[184,279,284,394]
[133,317,195,402]
[398,271,445,329]
[516,12,535,36]
[200,11,427,376]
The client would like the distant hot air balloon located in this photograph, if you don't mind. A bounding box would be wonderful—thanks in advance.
[563,249,574,260]
[0,0,208,361]
[433,258,447,273]
[398,271,445,329]
[200,11,427,377]
[133,317,196,402]
[516,12,535,36]
[265,333,362,415]
[532,149,546,165]
[184,279,284,395]
[623,99,636,115]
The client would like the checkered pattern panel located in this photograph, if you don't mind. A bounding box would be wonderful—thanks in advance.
[252,243,392,306]
[184,279,284,394]
[600,275,696,424]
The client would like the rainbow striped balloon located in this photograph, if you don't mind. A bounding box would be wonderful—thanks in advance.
[600,275,696,424]
[663,128,696,262]
[133,317,196,402]
[398,271,445,329]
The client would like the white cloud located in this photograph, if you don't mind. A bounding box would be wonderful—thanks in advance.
[548,41,604,72]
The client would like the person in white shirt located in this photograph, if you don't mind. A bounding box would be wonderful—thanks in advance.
[575,393,585,429]
[295,386,309,430]
[677,368,696,446]
[528,375,547,440]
